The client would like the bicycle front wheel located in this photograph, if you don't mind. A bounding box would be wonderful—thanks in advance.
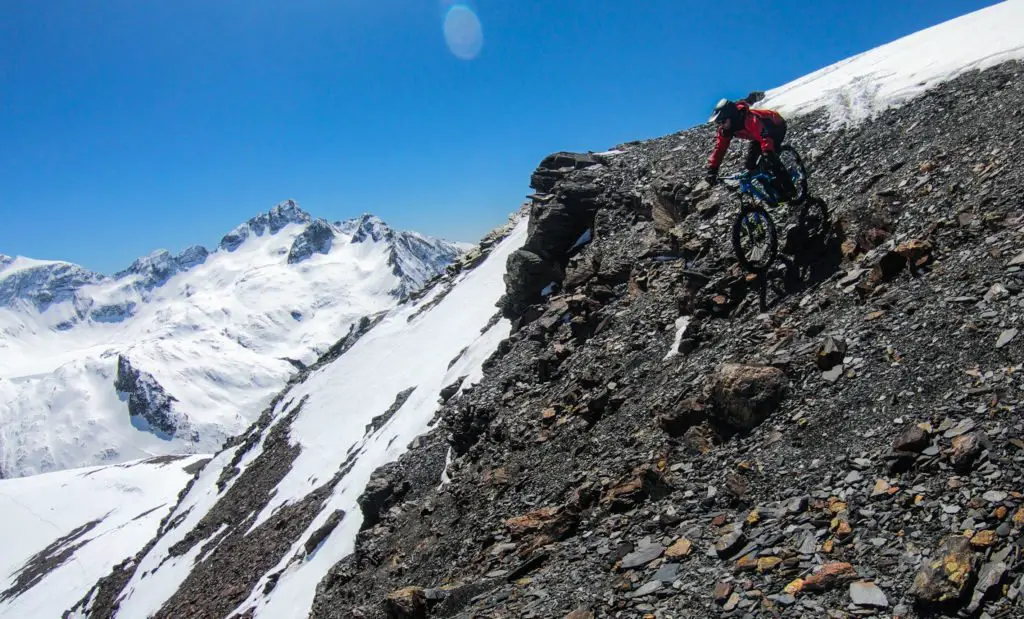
[732,205,778,272]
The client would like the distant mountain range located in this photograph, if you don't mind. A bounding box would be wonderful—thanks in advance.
[0,200,467,478]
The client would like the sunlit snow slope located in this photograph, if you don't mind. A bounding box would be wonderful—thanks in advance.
[762,0,1024,125]
[0,455,207,619]
[0,201,465,477]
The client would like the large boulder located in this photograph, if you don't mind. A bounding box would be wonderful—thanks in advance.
[501,180,607,319]
[384,587,427,619]
[530,152,600,192]
[710,364,787,430]
[815,335,847,371]
[357,462,411,530]
[909,536,976,606]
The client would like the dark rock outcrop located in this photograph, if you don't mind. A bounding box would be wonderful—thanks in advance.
[114,246,210,290]
[529,152,600,193]
[502,178,610,319]
[304,509,346,556]
[287,219,336,264]
[114,355,183,441]
[364,387,416,436]
[0,519,102,603]
[357,462,411,531]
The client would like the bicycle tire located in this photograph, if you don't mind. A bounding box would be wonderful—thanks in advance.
[779,145,809,206]
[798,196,829,241]
[732,203,778,272]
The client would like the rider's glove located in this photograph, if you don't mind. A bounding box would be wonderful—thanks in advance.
[705,168,718,185]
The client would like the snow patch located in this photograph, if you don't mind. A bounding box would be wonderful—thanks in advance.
[663,316,692,360]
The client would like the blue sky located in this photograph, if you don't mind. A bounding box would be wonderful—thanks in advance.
[1,0,1000,273]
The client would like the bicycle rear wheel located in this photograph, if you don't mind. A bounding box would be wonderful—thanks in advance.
[779,146,808,205]
[732,204,778,272]
[798,196,829,241]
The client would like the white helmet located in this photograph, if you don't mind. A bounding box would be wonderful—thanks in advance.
[708,98,738,124]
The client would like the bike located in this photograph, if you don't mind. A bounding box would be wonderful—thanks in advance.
[721,145,818,272]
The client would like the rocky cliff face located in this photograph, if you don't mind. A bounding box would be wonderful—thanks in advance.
[115,356,196,442]
[0,259,105,312]
[288,219,336,264]
[114,246,210,290]
[69,60,1024,619]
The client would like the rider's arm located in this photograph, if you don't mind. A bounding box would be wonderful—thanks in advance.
[708,128,731,170]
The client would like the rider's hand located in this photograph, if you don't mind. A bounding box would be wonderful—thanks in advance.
[705,168,718,185]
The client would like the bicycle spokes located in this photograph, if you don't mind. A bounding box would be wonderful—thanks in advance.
[741,212,771,263]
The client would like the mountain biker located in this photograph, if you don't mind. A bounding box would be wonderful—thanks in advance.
[705,99,796,200]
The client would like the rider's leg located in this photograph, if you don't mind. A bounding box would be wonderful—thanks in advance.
[775,123,788,150]
[744,142,762,172]
[767,125,797,199]
[762,152,796,200]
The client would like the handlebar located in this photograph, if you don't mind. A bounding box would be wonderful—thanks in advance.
[722,173,748,181]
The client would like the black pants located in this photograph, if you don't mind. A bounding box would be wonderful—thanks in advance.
[744,122,787,171]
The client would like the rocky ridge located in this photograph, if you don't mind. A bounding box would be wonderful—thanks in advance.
[2,201,463,327]
[308,61,1024,618]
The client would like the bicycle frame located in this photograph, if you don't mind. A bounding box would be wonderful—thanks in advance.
[722,172,780,207]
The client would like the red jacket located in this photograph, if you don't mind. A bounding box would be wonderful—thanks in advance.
[708,102,785,169]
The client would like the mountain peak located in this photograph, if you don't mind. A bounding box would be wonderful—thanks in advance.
[219,200,313,252]
[114,246,210,290]
[0,258,105,311]
[339,213,393,244]
[267,199,311,231]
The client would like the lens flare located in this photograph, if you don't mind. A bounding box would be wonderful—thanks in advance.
[443,5,483,60]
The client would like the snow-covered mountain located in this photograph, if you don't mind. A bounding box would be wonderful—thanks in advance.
[0,200,467,478]
[2,2,1024,618]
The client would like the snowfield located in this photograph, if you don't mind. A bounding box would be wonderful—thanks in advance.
[0,455,207,619]
[0,202,464,478]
